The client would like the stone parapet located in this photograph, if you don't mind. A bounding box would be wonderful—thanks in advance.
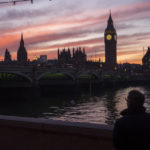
[0,115,114,150]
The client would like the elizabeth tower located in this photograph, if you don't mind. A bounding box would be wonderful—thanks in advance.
[105,12,117,70]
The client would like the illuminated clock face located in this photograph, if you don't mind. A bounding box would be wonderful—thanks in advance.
[114,35,117,41]
[106,34,112,40]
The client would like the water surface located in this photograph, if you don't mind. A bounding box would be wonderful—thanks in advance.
[0,86,150,125]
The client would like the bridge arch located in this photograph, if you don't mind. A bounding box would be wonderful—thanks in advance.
[77,71,99,80]
[0,71,32,82]
[37,71,75,81]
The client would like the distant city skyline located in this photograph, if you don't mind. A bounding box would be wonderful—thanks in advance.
[0,0,150,64]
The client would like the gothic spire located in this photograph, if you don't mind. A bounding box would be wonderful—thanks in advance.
[107,10,114,29]
[20,32,24,46]
[108,10,113,24]
[21,32,23,39]
[108,10,113,22]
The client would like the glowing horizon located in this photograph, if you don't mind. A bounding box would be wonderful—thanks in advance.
[0,0,150,64]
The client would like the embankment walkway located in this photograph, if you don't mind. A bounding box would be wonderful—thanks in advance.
[0,115,114,150]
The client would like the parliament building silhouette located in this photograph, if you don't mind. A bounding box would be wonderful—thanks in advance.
[3,12,118,71]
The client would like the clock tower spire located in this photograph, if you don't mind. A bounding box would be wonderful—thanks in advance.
[105,11,117,70]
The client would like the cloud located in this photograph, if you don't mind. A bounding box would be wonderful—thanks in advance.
[0,0,150,64]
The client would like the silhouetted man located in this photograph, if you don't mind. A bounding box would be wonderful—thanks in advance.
[113,90,150,150]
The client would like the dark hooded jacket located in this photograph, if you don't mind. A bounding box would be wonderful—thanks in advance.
[113,107,150,150]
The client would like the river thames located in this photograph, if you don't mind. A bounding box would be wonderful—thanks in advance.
[1,86,150,125]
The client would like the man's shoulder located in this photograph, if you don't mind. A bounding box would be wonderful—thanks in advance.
[114,116,127,127]
[142,112,150,119]
[144,112,150,116]
[115,112,150,127]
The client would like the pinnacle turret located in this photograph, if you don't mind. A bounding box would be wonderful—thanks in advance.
[107,10,114,29]
[20,32,24,46]
[108,10,113,23]
[17,33,27,64]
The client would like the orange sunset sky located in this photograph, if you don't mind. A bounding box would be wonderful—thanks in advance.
[0,0,150,64]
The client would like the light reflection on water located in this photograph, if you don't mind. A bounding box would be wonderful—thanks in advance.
[46,86,150,125]
[1,86,150,125]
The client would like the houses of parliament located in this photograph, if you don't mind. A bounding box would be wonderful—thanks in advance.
[2,12,132,72]
[56,12,117,70]
[3,12,118,70]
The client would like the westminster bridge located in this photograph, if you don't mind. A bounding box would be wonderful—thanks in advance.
[0,65,148,87]
[0,65,102,86]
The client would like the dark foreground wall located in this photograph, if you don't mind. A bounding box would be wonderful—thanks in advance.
[0,115,114,150]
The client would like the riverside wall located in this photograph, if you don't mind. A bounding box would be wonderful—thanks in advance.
[0,115,114,150]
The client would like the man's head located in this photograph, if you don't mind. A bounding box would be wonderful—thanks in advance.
[126,90,145,109]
